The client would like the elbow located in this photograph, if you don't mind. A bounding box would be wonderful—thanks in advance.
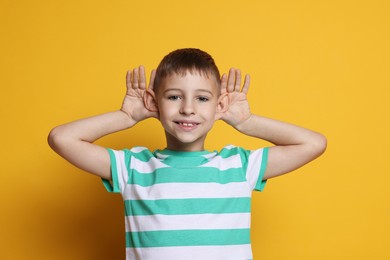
[47,127,58,150]
[310,132,327,158]
[47,126,66,152]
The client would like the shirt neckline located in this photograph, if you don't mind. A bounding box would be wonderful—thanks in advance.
[155,149,213,157]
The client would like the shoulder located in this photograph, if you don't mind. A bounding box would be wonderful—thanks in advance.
[218,145,269,166]
[108,146,156,162]
[218,144,252,159]
[219,144,246,155]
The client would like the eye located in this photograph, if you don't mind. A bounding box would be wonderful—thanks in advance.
[197,96,209,102]
[168,95,181,101]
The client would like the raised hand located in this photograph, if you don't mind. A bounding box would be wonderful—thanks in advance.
[220,68,252,128]
[121,65,158,122]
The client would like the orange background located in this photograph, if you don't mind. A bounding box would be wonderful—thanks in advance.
[1,0,389,259]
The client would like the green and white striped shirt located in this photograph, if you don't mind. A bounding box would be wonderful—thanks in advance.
[102,145,269,260]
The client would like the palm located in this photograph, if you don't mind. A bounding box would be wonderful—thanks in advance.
[223,92,251,126]
[220,68,251,127]
[121,66,157,122]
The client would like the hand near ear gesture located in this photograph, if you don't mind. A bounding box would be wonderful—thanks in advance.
[220,68,252,129]
[121,66,158,123]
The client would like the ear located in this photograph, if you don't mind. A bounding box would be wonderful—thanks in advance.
[214,92,229,120]
[144,89,159,112]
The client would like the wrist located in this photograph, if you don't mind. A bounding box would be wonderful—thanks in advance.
[118,109,138,128]
[233,114,253,133]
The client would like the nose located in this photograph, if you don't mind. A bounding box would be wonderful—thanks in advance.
[180,99,195,115]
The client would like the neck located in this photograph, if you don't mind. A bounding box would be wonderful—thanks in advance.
[165,132,206,152]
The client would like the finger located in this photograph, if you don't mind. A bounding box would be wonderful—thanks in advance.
[126,70,133,93]
[148,69,156,91]
[234,69,241,92]
[139,65,146,89]
[242,74,250,94]
[132,67,139,89]
[227,68,235,92]
[220,73,227,94]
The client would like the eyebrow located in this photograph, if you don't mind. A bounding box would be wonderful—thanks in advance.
[163,88,214,96]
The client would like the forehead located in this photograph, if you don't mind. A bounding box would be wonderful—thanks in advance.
[158,71,220,94]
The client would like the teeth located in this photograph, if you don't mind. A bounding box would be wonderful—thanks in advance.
[175,121,197,126]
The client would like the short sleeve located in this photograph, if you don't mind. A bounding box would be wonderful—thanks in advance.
[246,147,269,191]
[101,148,128,194]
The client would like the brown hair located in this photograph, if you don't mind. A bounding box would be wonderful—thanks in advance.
[154,48,221,91]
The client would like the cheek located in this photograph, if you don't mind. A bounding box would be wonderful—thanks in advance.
[200,105,217,123]
[205,102,218,114]
[158,102,177,119]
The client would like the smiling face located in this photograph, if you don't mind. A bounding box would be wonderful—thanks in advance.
[155,71,224,151]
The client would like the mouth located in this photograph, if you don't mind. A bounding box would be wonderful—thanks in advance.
[175,121,199,126]
[174,120,200,130]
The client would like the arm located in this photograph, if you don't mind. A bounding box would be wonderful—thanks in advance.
[220,68,327,180]
[48,66,157,180]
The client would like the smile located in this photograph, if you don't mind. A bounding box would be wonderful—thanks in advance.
[175,121,199,126]
[174,121,200,129]
[176,122,197,126]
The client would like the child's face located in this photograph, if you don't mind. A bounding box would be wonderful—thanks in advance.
[156,72,222,151]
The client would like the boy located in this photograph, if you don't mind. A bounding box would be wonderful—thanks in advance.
[48,48,326,260]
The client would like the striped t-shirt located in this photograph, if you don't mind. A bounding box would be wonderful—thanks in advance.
[102,145,269,260]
